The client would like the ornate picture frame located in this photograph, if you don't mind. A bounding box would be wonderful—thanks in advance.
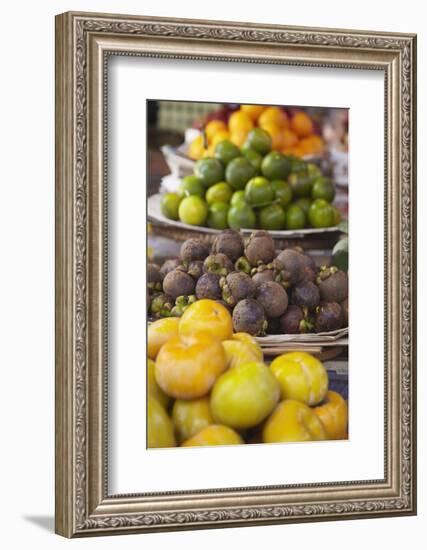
[55,11,416,537]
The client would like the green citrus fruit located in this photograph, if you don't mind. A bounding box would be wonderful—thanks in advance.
[225,157,257,190]
[258,204,286,230]
[178,195,208,226]
[230,190,247,207]
[288,172,314,198]
[244,128,272,155]
[205,181,233,205]
[179,175,205,198]
[285,204,306,230]
[244,176,274,207]
[241,147,263,172]
[194,157,225,188]
[261,151,292,180]
[293,197,312,215]
[214,140,241,165]
[308,198,334,228]
[271,179,293,207]
[331,205,342,226]
[312,176,336,202]
[227,203,256,230]
[207,202,230,230]
[160,193,181,221]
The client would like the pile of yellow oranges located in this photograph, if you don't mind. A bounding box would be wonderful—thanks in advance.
[188,105,325,161]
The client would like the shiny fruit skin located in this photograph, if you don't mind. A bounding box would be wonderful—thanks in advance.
[313,390,348,439]
[227,203,256,230]
[179,175,205,198]
[205,119,227,141]
[230,190,247,207]
[147,317,180,360]
[285,204,306,230]
[291,111,314,138]
[182,425,243,446]
[148,358,170,409]
[244,176,274,207]
[228,110,254,134]
[271,179,293,208]
[205,182,233,205]
[308,198,334,228]
[179,299,233,342]
[194,158,225,188]
[241,147,263,171]
[178,196,208,226]
[225,157,256,190]
[214,140,241,166]
[207,202,230,230]
[155,333,227,399]
[261,151,292,180]
[188,135,207,160]
[240,104,266,121]
[244,128,272,155]
[160,193,181,221]
[147,397,176,448]
[258,204,286,230]
[259,106,289,129]
[232,333,263,362]
[172,397,214,443]
[270,351,328,406]
[210,361,280,429]
[222,339,261,369]
[263,399,327,443]
[311,177,336,202]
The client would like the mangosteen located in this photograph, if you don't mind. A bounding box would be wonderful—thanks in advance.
[232,298,267,336]
[160,258,181,278]
[147,263,163,290]
[162,269,195,300]
[150,292,173,317]
[221,271,256,306]
[291,281,320,310]
[195,273,222,300]
[180,238,210,265]
[298,253,317,282]
[170,294,197,317]
[203,253,234,276]
[211,229,244,262]
[317,266,348,303]
[252,269,275,287]
[187,260,204,280]
[279,305,304,334]
[341,297,349,326]
[235,256,252,274]
[244,231,276,266]
[267,317,282,335]
[274,248,303,285]
[255,281,289,318]
[314,302,344,333]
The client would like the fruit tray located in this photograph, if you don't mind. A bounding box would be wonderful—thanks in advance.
[148,193,342,238]
[256,328,348,354]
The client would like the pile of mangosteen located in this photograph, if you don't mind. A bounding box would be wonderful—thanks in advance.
[147,229,348,337]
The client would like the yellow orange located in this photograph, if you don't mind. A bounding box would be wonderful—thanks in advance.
[291,111,314,138]
[147,317,180,360]
[313,391,348,440]
[210,129,230,147]
[228,110,254,133]
[230,130,249,148]
[282,128,299,149]
[298,134,325,155]
[258,106,289,129]
[259,122,284,150]
[179,299,233,342]
[232,333,263,362]
[155,333,227,399]
[205,119,227,141]
[172,397,214,443]
[188,135,207,160]
[241,104,266,122]
[222,339,260,369]
[182,425,243,447]
[147,396,176,448]
[263,400,327,443]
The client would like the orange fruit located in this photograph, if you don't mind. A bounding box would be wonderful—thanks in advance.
[210,129,230,147]
[263,400,327,443]
[313,391,348,440]
[203,142,217,158]
[232,333,263,362]
[282,128,299,149]
[258,106,289,129]
[179,299,233,342]
[259,122,284,150]
[188,135,207,160]
[228,110,254,134]
[155,333,227,399]
[205,119,227,141]
[182,425,243,446]
[230,130,249,148]
[241,104,266,122]
[291,111,314,138]
[291,144,306,157]
[298,134,325,155]
[147,317,180,360]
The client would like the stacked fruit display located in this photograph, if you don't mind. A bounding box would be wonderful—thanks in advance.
[148,230,348,336]
[160,127,339,231]
[188,105,324,160]
[148,300,348,448]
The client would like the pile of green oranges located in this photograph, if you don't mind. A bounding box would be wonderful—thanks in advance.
[160,128,340,232]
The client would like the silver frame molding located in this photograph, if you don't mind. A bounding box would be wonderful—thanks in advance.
[55,11,417,538]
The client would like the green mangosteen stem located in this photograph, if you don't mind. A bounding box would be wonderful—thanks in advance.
[235,256,251,274]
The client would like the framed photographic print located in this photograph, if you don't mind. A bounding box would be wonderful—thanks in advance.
[55,11,417,537]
